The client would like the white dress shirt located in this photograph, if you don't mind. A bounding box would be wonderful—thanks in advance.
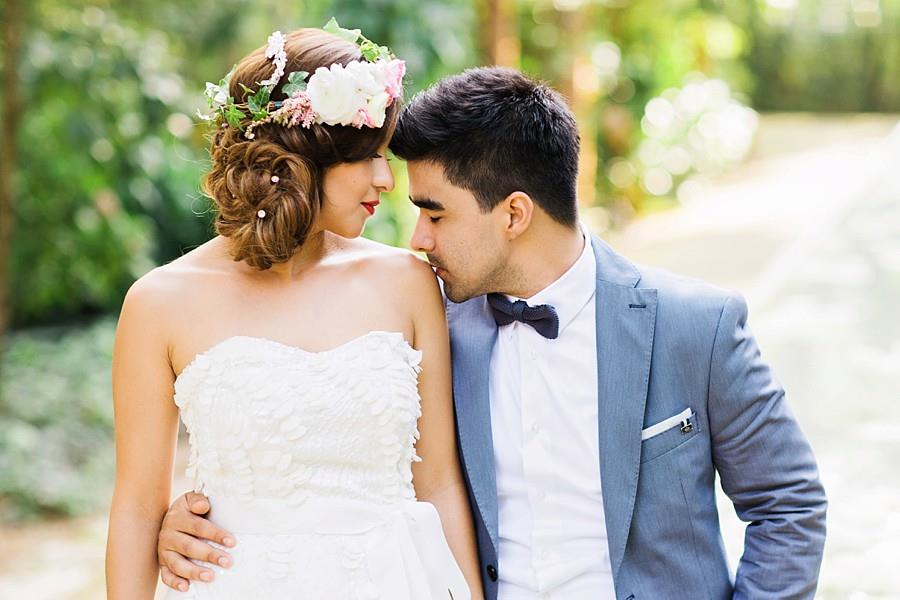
[489,227,616,599]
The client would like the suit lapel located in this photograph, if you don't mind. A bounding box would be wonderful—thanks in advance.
[591,236,657,580]
[447,296,500,553]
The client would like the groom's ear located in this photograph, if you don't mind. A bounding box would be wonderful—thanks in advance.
[502,191,534,240]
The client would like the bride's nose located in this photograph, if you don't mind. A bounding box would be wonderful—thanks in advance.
[373,157,395,193]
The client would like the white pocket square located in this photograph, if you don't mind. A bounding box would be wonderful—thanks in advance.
[641,408,694,441]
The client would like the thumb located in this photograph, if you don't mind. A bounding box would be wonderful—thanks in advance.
[184,491,211,515]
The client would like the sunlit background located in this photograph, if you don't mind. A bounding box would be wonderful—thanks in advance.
[1,0,898,597]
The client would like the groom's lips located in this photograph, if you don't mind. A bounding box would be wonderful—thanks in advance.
[428,259,447,278]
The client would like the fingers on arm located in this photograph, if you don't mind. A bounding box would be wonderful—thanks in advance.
[164,500,235,549]
[160,565,190,593]
[158,492,235,577]
[161,530,225,574]
[158,497,235,585]
[184,491,211,515]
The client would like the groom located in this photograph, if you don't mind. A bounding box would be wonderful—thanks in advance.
[158,67,827,598]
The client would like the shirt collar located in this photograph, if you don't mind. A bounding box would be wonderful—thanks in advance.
[510,223,596,336]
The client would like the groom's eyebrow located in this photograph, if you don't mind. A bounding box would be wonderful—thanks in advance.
[409,196,445,212]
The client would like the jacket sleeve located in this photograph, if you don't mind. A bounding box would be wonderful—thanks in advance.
[707,292,827,599]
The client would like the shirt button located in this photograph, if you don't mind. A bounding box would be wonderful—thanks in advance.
[540,548,549,559]
[531,423,540,434]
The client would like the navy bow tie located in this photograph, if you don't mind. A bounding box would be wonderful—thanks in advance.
[487,293,560,340]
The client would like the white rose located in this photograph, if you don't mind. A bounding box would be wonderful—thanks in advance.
[345,61,383,96]
[365,91,391,128]
[306,64,367,126]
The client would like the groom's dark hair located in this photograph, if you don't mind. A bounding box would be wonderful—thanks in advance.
[389,67,580,227]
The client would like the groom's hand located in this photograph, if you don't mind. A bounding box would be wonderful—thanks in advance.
[157,491,235,591]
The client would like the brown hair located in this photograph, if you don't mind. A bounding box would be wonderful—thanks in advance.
[202,28,399,269]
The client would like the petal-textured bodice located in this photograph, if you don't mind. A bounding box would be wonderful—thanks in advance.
[174,331,424,506]
[165,331,469,600]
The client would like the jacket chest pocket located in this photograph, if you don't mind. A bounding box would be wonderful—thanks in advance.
[640,407,699,464]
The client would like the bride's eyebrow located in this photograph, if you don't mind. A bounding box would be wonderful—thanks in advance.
[409,196,445,212]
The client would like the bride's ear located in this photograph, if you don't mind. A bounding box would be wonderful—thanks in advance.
[502,191,534,240]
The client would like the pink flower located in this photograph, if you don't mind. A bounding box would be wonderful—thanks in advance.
[273,91,316,129]
[352,107,375,129]
[382,59,406,100]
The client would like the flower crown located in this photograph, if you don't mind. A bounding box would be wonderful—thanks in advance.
[198,19,406,140]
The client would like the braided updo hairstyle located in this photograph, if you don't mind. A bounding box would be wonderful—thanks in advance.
[203,29,399,270]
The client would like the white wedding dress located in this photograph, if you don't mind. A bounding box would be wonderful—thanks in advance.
[164,331,470,600]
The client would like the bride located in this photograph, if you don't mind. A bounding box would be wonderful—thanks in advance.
[105,24,481,599]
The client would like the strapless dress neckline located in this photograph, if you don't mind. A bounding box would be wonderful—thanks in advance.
[165,329,470,599]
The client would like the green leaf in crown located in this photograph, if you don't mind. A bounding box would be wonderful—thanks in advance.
[281,71,309,97]
[323,17,361,44]
[324,17,394,62]
[224,105,247,131]
[248,86,271,120]
[359,40,392,63]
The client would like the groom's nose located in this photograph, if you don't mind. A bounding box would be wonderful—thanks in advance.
[409,217,434,253]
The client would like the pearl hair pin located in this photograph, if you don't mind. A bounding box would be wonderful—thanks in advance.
[271,175,279,183]
[257,209,267,218]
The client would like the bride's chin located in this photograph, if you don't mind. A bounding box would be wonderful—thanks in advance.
[326,222,367,240]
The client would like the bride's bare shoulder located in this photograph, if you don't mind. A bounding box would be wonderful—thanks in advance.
[334,236,436,287]
[120,237,231,317]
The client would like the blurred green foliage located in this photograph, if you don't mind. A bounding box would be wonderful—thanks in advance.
[5,0,900,328]
[0,319,115,520]
[1,0,899,520]
[6,0,481,329]
[738,0,900,111]
[12,5,207,325]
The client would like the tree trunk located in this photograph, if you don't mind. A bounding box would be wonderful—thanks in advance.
[557,5,599,207]
[480,0,520,67]
[0,0,23,382]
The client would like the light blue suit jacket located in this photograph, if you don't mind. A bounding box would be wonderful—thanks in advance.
[447,236,826,600]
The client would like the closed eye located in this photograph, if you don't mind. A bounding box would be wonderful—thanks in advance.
[429,216,442,223]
